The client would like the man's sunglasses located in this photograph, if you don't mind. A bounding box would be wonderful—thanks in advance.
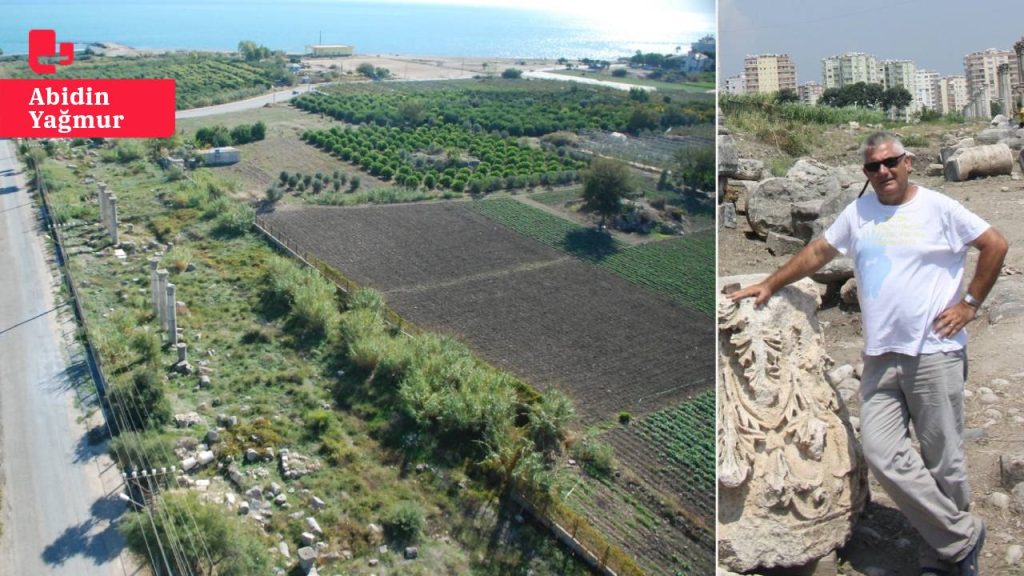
[863,153,906,173]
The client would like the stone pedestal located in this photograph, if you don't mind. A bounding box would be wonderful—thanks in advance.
[718,275,868,573]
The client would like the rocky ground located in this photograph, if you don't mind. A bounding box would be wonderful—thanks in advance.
[720,120,1024,576]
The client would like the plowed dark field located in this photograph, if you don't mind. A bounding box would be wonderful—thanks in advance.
[260,202,713,424]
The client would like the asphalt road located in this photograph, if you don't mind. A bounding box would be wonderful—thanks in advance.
[175,84,316,119]
[0,139,130,575]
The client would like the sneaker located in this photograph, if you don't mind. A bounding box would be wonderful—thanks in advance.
[957,523,986,576]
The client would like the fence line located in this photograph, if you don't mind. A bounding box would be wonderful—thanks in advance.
[253,212,648,576]
[30,155,115,428]
[253,214,414,336]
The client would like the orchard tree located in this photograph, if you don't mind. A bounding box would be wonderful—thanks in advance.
[581,158,633,226]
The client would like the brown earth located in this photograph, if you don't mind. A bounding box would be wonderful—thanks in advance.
[721,120,1024,576]
[262,202,713,423]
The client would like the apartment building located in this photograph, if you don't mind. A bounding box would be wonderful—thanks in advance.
[743,53,796,94]
[963,48,1019,104]
[821,52,882,88]
[797,81,823,105]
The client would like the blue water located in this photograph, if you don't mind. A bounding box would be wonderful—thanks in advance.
[1,1,712,60]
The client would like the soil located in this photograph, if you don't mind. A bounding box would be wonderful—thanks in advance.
[261,202,714,424]
[721,120,1024,576]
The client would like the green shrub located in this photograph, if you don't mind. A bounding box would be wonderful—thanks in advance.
[121,491,272,576]
[214,203,254,237]
[901,134,928,147]
[162,245,194,273]
[108,369,172,432]
[383,501,424,543]
[108,429,176,467]
[570,436,616,478]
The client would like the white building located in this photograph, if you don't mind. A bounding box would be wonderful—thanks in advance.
[822,52,882,89]
[881,60,919,115]
[914,70,941,112]
[724,74,746,95]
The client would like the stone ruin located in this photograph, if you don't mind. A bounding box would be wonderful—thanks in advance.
[717,275,868,573]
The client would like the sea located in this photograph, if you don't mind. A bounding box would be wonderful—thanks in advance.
[1,0,713,61]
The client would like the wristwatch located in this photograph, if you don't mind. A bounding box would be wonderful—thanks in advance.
[963,293,981,308]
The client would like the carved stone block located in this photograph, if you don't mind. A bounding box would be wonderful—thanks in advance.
[718,275,868,572]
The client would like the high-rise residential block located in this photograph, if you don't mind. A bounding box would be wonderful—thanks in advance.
[743,53,796,94]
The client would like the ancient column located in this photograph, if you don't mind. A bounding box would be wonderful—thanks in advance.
[718,275,867,573]
[998,63,1012,119]
[155,269,169,331]
[1015,39,1024,113]
[98,184,108,227]
[1015,39,1024,90]
[107,195,119,245]
[176,343,188,364]
[165,283,178,345]
[149,258,160,317]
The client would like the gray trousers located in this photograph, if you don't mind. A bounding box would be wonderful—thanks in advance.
[859,350,983,567]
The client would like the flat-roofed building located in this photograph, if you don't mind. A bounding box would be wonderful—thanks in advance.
[937,75,969,115]
[724,74,746,95]
[798,81,823,105]
[307,44,354,57]
[963,48,1018,107]
[743,53,796,94]
[822,52,882,89]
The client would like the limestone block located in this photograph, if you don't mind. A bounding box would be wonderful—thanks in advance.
[944,142,1014,182]
[810,257,854,284]
[735,158,765,181]
[719,134,740,178]
[810,183,862,241]
[746,178,824,238]
[298,547,317,573]
[718,275,868,572]
[786,158,831,183]
[975,127,1017,145]
[766,231,804,256]
[939,138,975,164]
[925,163,945,176]
[789,200,821,242]
[719,202,737,229]
[1001,453,1024,489]
[724,179,756,213]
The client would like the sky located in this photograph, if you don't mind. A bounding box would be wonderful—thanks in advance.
[720,0,1024,83]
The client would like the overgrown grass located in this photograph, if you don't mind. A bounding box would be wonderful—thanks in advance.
[721,93,888,157]
[37,148,598,576]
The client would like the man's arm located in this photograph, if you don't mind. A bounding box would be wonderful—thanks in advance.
[728,238,840,306]
[933,226,1009,338]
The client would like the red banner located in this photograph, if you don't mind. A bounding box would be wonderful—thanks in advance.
[0,79,176,138]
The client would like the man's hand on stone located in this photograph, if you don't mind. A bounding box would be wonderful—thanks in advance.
[933,301,977,338]
[728,282,773,307]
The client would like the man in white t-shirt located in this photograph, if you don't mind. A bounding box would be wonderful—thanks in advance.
[729,132,1008,576]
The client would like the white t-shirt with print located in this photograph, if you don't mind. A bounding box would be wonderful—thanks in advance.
[824,186,990,356]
